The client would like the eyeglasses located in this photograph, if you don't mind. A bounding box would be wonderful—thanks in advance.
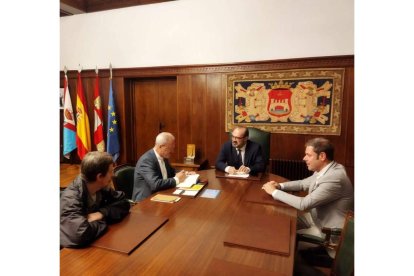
[232,135,246,140]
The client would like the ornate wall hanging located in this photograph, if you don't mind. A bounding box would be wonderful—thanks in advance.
[226,68,345,135]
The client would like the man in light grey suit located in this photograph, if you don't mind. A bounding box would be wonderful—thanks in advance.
[262,137,353,260]
[132,132,187,202]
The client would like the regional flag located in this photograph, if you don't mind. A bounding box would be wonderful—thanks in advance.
[93,73,105,152]
[75,72,91,160]
[63,74,77,158]
[107,79,120,161]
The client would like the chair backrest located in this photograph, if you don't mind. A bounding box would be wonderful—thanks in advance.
[332,211,354,276]
[113,165,135,200]
[247,127,270,163]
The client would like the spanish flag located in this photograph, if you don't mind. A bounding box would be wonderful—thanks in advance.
[75,72,91,160]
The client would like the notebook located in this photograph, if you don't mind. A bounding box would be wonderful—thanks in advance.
[151,194,181,203]
[173,183,207,197]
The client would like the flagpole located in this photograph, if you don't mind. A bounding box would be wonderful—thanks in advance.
[64,66,67,75]
[78,64,82,73]
[109,63,112,80]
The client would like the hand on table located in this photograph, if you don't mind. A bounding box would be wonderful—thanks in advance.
[237,165,250,173]
[262,181,281,195]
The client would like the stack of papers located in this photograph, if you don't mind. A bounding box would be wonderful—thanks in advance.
[177,174,200,188]
[174,183,206,197]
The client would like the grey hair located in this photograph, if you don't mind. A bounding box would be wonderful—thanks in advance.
[155,132,175,146]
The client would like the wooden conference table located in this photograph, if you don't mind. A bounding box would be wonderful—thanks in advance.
[60,169,297,275]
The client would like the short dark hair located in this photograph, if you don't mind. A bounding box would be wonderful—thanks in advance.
[305,137,334,161]
[81,151,114,182]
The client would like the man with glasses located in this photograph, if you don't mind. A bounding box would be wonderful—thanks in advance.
[215,126,265,175]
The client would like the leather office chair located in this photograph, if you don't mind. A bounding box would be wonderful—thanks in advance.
[297,211,354,276]
[246,127,270,164]
[113,164,135,200]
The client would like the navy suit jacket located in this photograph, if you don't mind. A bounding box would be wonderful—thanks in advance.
[132,149,176,202]
[215,140,265,175]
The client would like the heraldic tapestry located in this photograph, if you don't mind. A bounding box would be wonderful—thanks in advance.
[226,68,345,135]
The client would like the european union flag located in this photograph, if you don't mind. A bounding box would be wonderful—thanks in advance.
[107,79,120,161]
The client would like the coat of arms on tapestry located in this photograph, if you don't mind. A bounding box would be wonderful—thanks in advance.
[226,68,345,135]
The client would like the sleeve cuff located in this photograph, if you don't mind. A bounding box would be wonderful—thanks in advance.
[98,209,107,218]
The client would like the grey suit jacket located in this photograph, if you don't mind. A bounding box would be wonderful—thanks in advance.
[273,162,354,229]
[132,149,176,202]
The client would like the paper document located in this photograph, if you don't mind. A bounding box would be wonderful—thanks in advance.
[200,189,221,199]
[182,190,198,196]
[174,183,206,197]
[227,172,249,178]
[177,174,200,188]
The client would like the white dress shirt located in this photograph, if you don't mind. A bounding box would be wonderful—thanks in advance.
[154,150,168,180]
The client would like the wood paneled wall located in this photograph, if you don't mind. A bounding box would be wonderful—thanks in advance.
[60,55,354,183]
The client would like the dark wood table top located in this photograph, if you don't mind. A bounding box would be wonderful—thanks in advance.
[60,169,297,275]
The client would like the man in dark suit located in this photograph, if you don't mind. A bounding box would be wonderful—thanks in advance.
[132,132,186,202]
[215,126,265,175]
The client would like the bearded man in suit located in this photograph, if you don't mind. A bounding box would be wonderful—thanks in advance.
[215,126,265,175]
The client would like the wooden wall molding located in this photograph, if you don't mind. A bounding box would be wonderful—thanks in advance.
[60,55,354,183]
[61,55,354,77]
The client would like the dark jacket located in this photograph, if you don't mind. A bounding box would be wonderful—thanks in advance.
[60,176,130,248]
[132,149,176,202]
[215,140,265,175]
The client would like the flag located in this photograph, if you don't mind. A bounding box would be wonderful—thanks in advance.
[75,72,91,160]
[107,79,120,161]
[93,73,105,152]
[63,74,77,158]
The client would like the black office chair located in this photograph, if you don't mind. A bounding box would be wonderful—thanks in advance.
[246,127,270,165]
[296,211,354,276]
[113,164,135,200]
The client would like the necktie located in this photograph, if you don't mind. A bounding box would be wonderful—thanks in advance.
[237,149,243,167]
[159,158,168,180]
